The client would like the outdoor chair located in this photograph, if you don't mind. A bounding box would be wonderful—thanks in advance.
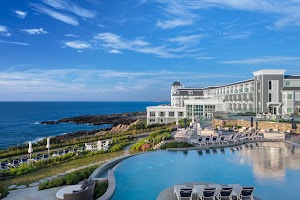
[197,187,216,200]
[236,187,255,200]
[174,185,193,200]
[228,184,255,200]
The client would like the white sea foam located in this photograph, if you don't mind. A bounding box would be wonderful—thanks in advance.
[32,122,40,125]
[60,132,68,136]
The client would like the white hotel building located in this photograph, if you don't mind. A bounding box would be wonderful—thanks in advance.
[147,69,300,124]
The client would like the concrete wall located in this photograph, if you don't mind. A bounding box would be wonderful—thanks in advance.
[213,119,299,133]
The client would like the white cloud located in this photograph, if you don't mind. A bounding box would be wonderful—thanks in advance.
[29,3,79,26]
[156,18,195,29]
[0,40,29,46]
[154,0,300,28]
[64,41,91,49]
[14,10,27,19]
[65,34,79,38]
[0,25,11,37]
[41,0,97,19]
[109,49,122,54]
[21,28,48,35]
[222,32,251,40]
[0,68,248,100]
[168,34,206,46]
[221,56,300,64]
[93,32,208,58]
[94,32,175,58]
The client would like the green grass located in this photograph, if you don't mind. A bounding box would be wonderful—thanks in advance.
[1,151,123,187]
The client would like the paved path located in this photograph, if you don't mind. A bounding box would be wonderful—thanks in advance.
[4,186,64,200]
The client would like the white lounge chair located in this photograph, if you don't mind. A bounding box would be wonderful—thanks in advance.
[208,184,233,200]
[228,184,255,200]
[195,186,216,200]
[174,185,193,200]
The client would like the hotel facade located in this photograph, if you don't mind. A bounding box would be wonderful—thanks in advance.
[147,69,300,124]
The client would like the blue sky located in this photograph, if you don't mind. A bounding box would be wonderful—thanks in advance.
[1,0,300,101]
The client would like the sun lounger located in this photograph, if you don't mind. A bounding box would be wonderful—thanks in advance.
[174,185,193,200]
[0,162,9,170]
[195,186,216,200]
[228,184,255,200]
[206,136,219,145]
[208,184,233,200]
[217,136,228,144]
[20,157,28,163]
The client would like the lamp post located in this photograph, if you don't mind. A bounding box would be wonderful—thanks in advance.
[176,118,179,132]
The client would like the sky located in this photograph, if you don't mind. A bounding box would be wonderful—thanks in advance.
[1,0,300,101]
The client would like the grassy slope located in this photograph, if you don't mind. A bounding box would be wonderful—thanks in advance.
[2,151,123,187]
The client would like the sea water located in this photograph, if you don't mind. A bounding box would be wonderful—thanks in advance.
[0,102,165,149]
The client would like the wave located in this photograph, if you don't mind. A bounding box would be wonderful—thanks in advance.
[32,122,40,125]
[60,132,68,136]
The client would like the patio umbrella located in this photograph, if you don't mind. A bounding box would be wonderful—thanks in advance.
[46,138,50,155]
[28,141,33,159]
[176,118,179,131]
[97,140,102,150]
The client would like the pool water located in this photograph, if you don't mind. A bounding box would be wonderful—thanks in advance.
[111,142,300,200]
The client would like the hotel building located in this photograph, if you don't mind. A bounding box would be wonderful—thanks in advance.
[147,69,300,124]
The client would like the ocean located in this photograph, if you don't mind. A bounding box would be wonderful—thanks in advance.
[0,102,166,149]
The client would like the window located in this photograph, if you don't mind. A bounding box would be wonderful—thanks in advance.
[149,112,155,117]
[286,81,291,86]
[188,91,193,95]
[169,111,175,117]
[287,108,293,113]
[269,81,272,90]
[159,112,165,117]
[288,94,293,99]
[178,112,183,117]
[149,119,155,123]
[269,93,272,102]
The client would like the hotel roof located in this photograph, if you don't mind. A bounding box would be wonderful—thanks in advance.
[284,75,300,79]
[281,87,300,91]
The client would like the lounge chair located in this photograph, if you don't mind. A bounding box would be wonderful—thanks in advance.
[207,136,219,145]
[228,184,255,200]
[20,157,28,163]
[174,185,193,200]
[208,184,233,200]
[0,162,9,170]
[196,186,216,200]
[217,136,228,145]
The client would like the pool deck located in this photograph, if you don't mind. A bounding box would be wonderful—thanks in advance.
[157,182,261,200]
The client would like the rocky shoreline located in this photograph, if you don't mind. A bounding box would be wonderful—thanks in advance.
[41,111,145,126]
[39,111,146,142]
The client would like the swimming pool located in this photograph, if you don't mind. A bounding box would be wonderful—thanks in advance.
[111,142,300,200]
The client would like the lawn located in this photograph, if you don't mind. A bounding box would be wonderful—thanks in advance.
[1,151,124,187]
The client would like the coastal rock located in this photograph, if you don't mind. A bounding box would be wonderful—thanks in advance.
[40,120,59,125]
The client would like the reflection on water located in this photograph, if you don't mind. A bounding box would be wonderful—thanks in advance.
[197,150,203,156]
[231,142,300,181]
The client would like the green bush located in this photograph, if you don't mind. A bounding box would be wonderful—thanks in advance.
[38,165,98,190]
[160,142,194,150]
[0,184,8,199]
[65,173,81,185]
[93,181,108,200]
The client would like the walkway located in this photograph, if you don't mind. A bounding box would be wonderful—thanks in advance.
[4,186,64,200]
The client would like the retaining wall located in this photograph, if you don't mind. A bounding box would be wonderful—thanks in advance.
[213,119,299,133]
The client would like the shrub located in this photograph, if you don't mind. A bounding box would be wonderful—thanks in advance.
[93,181,108,200]
[38,165,98,190]
[0,184,8,199]
[65,173,80,185]
[160,142,194,150]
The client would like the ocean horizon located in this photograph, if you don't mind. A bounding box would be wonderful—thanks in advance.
[0,101,167,149]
